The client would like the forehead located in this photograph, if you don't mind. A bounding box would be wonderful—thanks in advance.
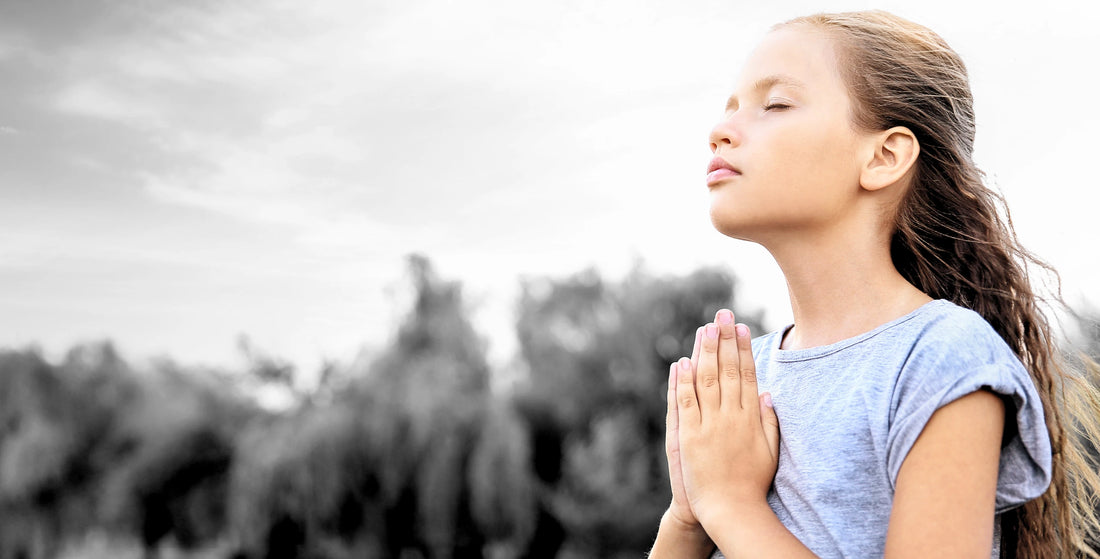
[733,26,846,95]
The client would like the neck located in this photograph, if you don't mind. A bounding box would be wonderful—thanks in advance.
[761,222,932,350]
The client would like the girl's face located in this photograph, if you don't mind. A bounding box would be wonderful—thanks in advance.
[707,26,869,243]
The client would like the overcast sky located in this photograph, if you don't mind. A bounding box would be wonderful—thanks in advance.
[2,0,1098,378]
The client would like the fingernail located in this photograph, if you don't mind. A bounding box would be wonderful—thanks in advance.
[736,324,749,337]
[763,393,773,408]
[678,357,691,371]
[716,309,733,325]
[705,324,719,339]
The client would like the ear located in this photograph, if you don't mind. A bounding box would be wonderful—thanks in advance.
[860,126,919,192]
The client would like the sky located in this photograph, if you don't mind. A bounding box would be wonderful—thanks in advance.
[2,0,1098,380]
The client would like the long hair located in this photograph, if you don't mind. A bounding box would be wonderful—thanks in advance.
[780,11,1100,558]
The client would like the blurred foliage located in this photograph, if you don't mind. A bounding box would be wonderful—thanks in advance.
[0,343,254,559]
[2,254,1093,558]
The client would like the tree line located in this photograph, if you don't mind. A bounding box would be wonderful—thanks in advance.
[0,255,1094,558]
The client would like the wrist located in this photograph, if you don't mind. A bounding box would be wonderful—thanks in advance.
[704,500,812,559]
[652,509,713,558]
[661,509,709,540]
[696,495,769,531]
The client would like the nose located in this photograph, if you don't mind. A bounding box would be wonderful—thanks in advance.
[708,115,742,153]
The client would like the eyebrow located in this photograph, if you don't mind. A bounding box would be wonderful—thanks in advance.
[724,74,807,111]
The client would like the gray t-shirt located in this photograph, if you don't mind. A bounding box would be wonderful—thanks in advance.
[712,299,1051,558]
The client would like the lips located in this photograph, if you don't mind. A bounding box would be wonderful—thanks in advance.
[707,157,740,174]
[706,156,741,186]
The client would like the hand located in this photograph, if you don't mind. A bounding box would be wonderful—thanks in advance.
[663,326,708,534]
[673,309,779,529]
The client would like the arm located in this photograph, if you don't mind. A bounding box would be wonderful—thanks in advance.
[884,389,1004,558]
[668,311,1005,558]
[701,390,1004,558]
[704,502,818,559]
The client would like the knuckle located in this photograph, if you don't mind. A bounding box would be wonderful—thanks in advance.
[701,372,718,387]
[721,363,738,379]
[678,394,696,408]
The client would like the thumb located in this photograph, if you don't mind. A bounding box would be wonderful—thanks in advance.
[759,392,779,458]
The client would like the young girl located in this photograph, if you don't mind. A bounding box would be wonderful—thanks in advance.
[649,10,1100,559]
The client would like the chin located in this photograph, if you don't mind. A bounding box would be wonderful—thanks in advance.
[709,211,756,242]
[712,207,774,242]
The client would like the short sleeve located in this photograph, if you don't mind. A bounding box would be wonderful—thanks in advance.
[885,318,1052,513]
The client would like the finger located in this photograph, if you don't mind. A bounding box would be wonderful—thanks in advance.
[676,357,701,426]
[715,309,740,410]
[737,323,761,417]
[666,362,679,435]
[759,392,780,460]
[690,326,703,370]
[695,323,721,414]
[666,363,685,488]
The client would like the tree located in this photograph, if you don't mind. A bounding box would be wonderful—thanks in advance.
[228,254,532,558]
[512,263,764,556]
[0,343,144,559]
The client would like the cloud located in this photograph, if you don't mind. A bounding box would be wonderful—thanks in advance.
[27,0,741,261]
[5,0,1099,372]
[54,81,163,125]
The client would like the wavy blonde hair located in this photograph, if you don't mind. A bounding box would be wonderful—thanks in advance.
[779,10,1100,558]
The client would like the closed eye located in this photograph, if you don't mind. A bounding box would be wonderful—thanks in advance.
[763,103,791,112]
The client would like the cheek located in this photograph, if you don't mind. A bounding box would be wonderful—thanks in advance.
[776,120,861,190]
[707,118,862,237]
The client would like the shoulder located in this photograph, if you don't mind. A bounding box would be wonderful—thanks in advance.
[891,300,1029,402]
[884,300,1052,510]
[904,300,1020,369]
[909,299,999,344]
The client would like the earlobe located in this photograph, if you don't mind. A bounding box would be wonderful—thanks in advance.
[860,127,919,192]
